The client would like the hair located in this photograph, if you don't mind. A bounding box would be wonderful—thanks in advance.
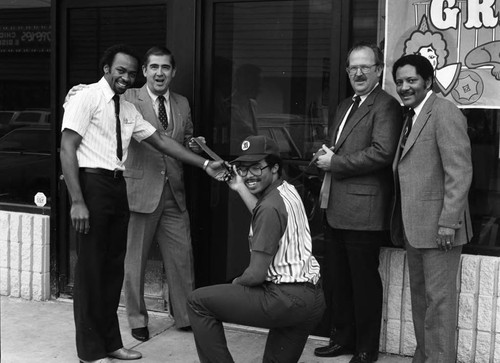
[142,46,176,68]
[346,41,384,68]
[265,154,283,178]
[404,32,448,69]
[392,54,434,86]
[99,44,140,74]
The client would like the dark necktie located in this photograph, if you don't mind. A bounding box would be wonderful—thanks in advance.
[112,94,123,161]
[345,95,361,123]
[334,95,361,145]
[157,95,169,130]
[400,108,415,152]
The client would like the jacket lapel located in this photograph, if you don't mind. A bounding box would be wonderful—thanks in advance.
[138,85,162,130]
[400,93,435,160]
[334,86,380,151]
[169,92,180,138]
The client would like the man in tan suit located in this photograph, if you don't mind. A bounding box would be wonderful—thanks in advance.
[314,42,402,363]
[391,54,473,363]
[123,46,199,341]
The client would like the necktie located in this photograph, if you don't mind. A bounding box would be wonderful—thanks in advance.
[345,95,361,123]
[157,95,169,130]
[112,95,123,161]
[334,95,361,144]
[400,107,415,153]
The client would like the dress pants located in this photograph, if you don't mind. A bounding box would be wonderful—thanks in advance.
[73,172,129,361]
[187,281,325,363]
[124,181,194,329]
[405,240,462,363]
[324,228,384,353]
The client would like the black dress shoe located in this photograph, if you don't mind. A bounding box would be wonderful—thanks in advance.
[314,343,354,357]
[178,325,192,332]
[349,352,379,363]
[131,326,149,341]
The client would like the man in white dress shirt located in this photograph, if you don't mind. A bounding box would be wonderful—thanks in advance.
[60,44,225,363]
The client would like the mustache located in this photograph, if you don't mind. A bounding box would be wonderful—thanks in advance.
[353,75,367,82]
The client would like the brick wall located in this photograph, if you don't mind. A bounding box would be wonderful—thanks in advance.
[1,211,500,361]
[380,248,500,363]
[0,211,50,300]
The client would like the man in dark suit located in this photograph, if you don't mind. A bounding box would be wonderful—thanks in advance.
[391,54,472,363]
[314,42,402,363]
[122,46,199,340]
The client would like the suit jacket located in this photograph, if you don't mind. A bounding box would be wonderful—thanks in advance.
[391,93,473,248]
[325,85,403,230]
[123,85,193,213]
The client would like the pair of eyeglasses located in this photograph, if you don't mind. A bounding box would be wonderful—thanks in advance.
[345,64,378,75]
[236,164,269,177]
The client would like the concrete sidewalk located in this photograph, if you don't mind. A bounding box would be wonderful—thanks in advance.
[0,296,412,363]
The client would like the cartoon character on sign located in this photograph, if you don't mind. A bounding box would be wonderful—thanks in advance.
[465,41,500,79]
[403,15,461,96]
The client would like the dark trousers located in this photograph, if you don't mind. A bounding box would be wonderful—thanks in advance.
[73,172,130,361]
[323,228,384,353]
[187,281,325,363]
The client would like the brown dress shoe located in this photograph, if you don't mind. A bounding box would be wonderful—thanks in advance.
[108,347,142,360]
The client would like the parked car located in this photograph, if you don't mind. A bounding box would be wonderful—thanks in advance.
[0,126,51,204]
[9,110,51,129]
[0,111,19,137]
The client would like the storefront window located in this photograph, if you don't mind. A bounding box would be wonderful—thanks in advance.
[210,0,333,277]
[0,1,51,207]
[465,109,500,255]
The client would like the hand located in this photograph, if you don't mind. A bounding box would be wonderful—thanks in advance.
[316,144,334,171]
[232,277,240,285]
[188,136,205,154]
[65,84,88,103]
[205,160,232,181]
[436,227,456,251]
[226,165,246,192]
[70,200,90,234]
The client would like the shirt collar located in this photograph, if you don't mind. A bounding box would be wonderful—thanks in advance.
[412,90,433,121]
[146,86,170,104]
[257,178,283,205]
[356,82,378,106]
[98,77,116,103]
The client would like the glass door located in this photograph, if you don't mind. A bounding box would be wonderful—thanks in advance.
[201,0,337,284]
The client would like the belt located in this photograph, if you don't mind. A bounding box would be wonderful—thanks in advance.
[80,167,123,179]
[278,279,322,290]
[300,280,322,290]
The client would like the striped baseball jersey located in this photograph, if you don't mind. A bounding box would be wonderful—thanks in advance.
[249,179,321,284]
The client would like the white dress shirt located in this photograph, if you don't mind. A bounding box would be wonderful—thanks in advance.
[62,77,156,171]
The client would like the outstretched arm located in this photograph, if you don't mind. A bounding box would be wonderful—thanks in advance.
[144,131,228,180]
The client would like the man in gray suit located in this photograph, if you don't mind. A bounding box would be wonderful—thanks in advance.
[122,46,198,341]
[391,54,472,363]
[314,42,402,363]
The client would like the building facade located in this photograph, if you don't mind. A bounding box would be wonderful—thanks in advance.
[1,1,499,361]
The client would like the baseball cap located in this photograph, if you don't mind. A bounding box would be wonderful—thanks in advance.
[231,135,280,163]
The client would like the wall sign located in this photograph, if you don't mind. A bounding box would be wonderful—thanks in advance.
[383,0,500,108]
[0,25,51,54]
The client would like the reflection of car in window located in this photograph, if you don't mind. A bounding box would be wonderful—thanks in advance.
[9,110,51,129]
[0,111,19,137]
[0,126,51,204]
